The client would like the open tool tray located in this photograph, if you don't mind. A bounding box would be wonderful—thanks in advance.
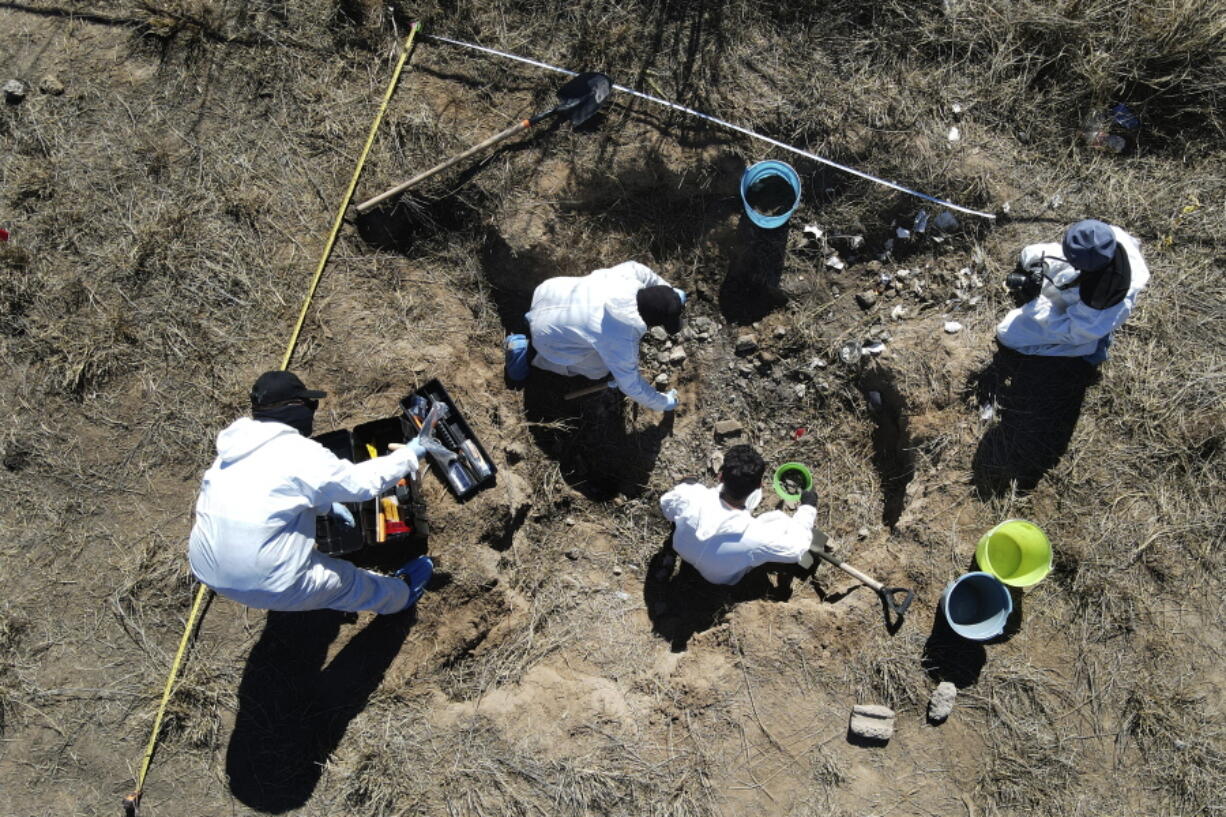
[401,379,498,501]
[313,420,428,556]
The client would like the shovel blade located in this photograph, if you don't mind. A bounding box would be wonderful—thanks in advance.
[557,71,612,126]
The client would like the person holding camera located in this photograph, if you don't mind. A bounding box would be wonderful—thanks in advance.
[996,219,1149,364]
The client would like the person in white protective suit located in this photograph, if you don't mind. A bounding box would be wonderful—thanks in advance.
[188,370,434,614]
[996,219,1149,363]
[525,260,685,411]
[659,445,819,586]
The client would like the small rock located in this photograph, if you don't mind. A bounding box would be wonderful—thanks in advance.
[668,346,687,363]
[825,254,845,270]
[565,549,580,561]
[3,79,27,105]
[849,704,896,742]
[38,75,64,96]
[649,326,668,342]
[890,304,906,321]
[714,420,743,439]
[709,450,724,474]
[862,341,886,356]
[934,211,959,232]
[943,321,963,334]
[928,681,957,723]
[758,351,779,366]
[793,384,807,399]
[947,125,961,142]
[735,334,758,356]
[612,566,623,576]
[565,516,576,526]
[855,291,877,310]
[773,326,786,338]
[857,527,870,540]
[504,442,528,464]
[654,373,669,386]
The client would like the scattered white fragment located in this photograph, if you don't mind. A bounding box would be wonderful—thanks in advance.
[896,227,911,240]
[928,682,957,722]
[654,373,669,386]
[947,125,961,142]
[614,591,630,600]
[825,254,845,270]
[934,211,959,231]
[943,321,963,334]
[803,223,824,240]
[890,304,907,321]
[1050,193,1064,209]
[952,102,963,116]
[980,402,996,422]
[913,209,929,233]
[862,341,886,356]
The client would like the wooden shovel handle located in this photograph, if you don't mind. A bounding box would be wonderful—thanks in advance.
[355,120,529,212]
[565,381,615,400]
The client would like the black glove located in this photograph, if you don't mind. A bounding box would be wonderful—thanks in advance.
[800,489,818,508]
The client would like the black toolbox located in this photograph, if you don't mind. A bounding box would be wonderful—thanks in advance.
[400,379,497,501]
[313,420,428,556]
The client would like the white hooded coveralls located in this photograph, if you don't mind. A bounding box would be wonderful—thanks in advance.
[659,482,817,585]
[526,261,673,411]
[996,226,1149,357]
[188,417,420,614]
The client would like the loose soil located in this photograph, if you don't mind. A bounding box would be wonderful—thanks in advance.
[1,3,1223,817]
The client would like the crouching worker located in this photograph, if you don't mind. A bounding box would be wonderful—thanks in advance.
[524,260,685,412]
[659,444,817,585]
[188,370,433,615]
[997,219,1149,364]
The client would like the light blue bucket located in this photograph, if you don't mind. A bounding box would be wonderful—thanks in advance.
[941,572,1013,641]
[740,160,801,229]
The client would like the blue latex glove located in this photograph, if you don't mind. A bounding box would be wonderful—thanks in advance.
[662,389,679,411]
[607,380,620,391]
[673,287,687,305]
[329,502,356,527]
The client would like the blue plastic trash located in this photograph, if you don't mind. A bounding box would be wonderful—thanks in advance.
[941,572,1013,641]
[505,333,530,383]
[740,160,801,229]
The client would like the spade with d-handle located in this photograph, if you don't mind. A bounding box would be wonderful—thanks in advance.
[356,72,613,213]
[802,529,915,632]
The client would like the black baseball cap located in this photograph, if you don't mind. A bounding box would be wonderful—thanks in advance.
[636,285,684,335]
[250,370,327,407]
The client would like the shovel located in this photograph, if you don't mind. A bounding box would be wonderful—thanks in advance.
[355,71,613,213]
[802,529,915,631]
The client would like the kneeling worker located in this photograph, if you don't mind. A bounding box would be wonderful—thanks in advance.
[996,219,1149,363]
[660,444,818,585]
[188,370,433,614]
[526,260,685,412]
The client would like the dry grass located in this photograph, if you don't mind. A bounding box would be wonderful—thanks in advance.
[0,0,1223,815]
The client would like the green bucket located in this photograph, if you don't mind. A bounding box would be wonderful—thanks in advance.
[975,519,1052,588]
[772,462,813,502]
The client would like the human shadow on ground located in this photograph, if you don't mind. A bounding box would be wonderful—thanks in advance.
[643,534,801,652]
[968,346,1097,498]
[226,608,414,813]
[719,214,789,325]
[522,370,672,501]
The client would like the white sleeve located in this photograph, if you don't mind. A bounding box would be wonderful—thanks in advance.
[741,504,818,565]
[291,440,419,509]
[660,483,700,522]
[615,260,667,289]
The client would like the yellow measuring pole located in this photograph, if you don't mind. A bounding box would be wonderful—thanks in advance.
[124,22,422,816]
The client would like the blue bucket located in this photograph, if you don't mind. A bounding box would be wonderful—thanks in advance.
[941,572,1013,641]
[740,160,801,229]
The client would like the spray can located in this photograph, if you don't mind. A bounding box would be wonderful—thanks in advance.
[505,334,531,383]
[445,460,476,494]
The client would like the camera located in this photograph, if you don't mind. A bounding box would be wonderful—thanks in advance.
[1005,264,1043,299]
